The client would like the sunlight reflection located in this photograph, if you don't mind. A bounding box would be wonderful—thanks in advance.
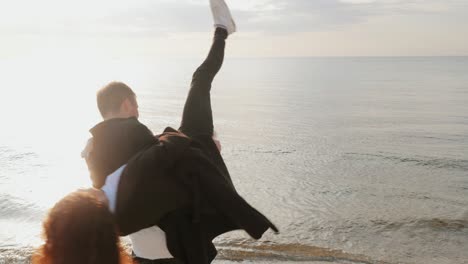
[0,56,167,209]
[0,56,169,248]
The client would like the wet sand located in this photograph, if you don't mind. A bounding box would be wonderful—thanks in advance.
[214,242,392,264]
[0,242,390,264]
[216,261,361,264]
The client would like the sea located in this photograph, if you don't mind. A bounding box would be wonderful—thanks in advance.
[0,56,467,264]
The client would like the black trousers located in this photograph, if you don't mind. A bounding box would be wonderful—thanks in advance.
[133,28,228,264]
[132,256,184,264]
[178,27,228,138]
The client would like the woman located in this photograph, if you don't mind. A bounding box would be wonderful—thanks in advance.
[32,190,133,264]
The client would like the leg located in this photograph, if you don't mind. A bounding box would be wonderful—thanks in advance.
[132,256,184,264]
[178,28,228,137]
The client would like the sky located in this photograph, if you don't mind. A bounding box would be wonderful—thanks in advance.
[1,0,468,58]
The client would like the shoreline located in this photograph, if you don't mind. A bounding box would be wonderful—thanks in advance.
[0,242,392,264]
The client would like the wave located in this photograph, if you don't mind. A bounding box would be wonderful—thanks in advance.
[0,247,33,264]
[0,146,37,161]
[0,194,44,221]
[1,242,392,264]
[370,218,468,232]
[345,152,468,171]
[215,240,391,264]
[233,147,296,155]
[403,134,468,143]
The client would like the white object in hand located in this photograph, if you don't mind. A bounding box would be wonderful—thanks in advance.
[210,0,237,35]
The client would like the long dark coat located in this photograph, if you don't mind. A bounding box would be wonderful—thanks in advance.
[86,118,278,264]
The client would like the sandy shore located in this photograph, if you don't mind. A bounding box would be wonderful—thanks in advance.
[215,261,365,264]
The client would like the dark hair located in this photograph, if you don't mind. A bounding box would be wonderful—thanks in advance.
[32,190,132,264]
[97,82,136,118]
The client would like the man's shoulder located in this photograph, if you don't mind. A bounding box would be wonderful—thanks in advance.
[90,117,151,136]
[84,118,155,188]
[81,138,94,159]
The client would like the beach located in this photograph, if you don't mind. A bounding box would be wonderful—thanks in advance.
[0,57,467,264]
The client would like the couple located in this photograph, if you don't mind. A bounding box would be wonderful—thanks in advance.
[34,1,277,264]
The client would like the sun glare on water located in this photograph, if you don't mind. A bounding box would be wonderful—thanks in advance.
[0,57,106,208]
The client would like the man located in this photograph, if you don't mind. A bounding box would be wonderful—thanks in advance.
[82,1,277,264]
[82,0,236,190]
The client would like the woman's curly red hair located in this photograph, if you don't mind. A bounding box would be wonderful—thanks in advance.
[32,190,133,264]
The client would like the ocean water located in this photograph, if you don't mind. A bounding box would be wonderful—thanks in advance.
[0,56,467,264]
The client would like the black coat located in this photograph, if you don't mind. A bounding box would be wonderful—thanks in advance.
[87,118,278,264]
[87,117,156,188]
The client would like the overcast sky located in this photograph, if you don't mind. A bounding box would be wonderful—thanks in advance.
[1,0,468,58]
